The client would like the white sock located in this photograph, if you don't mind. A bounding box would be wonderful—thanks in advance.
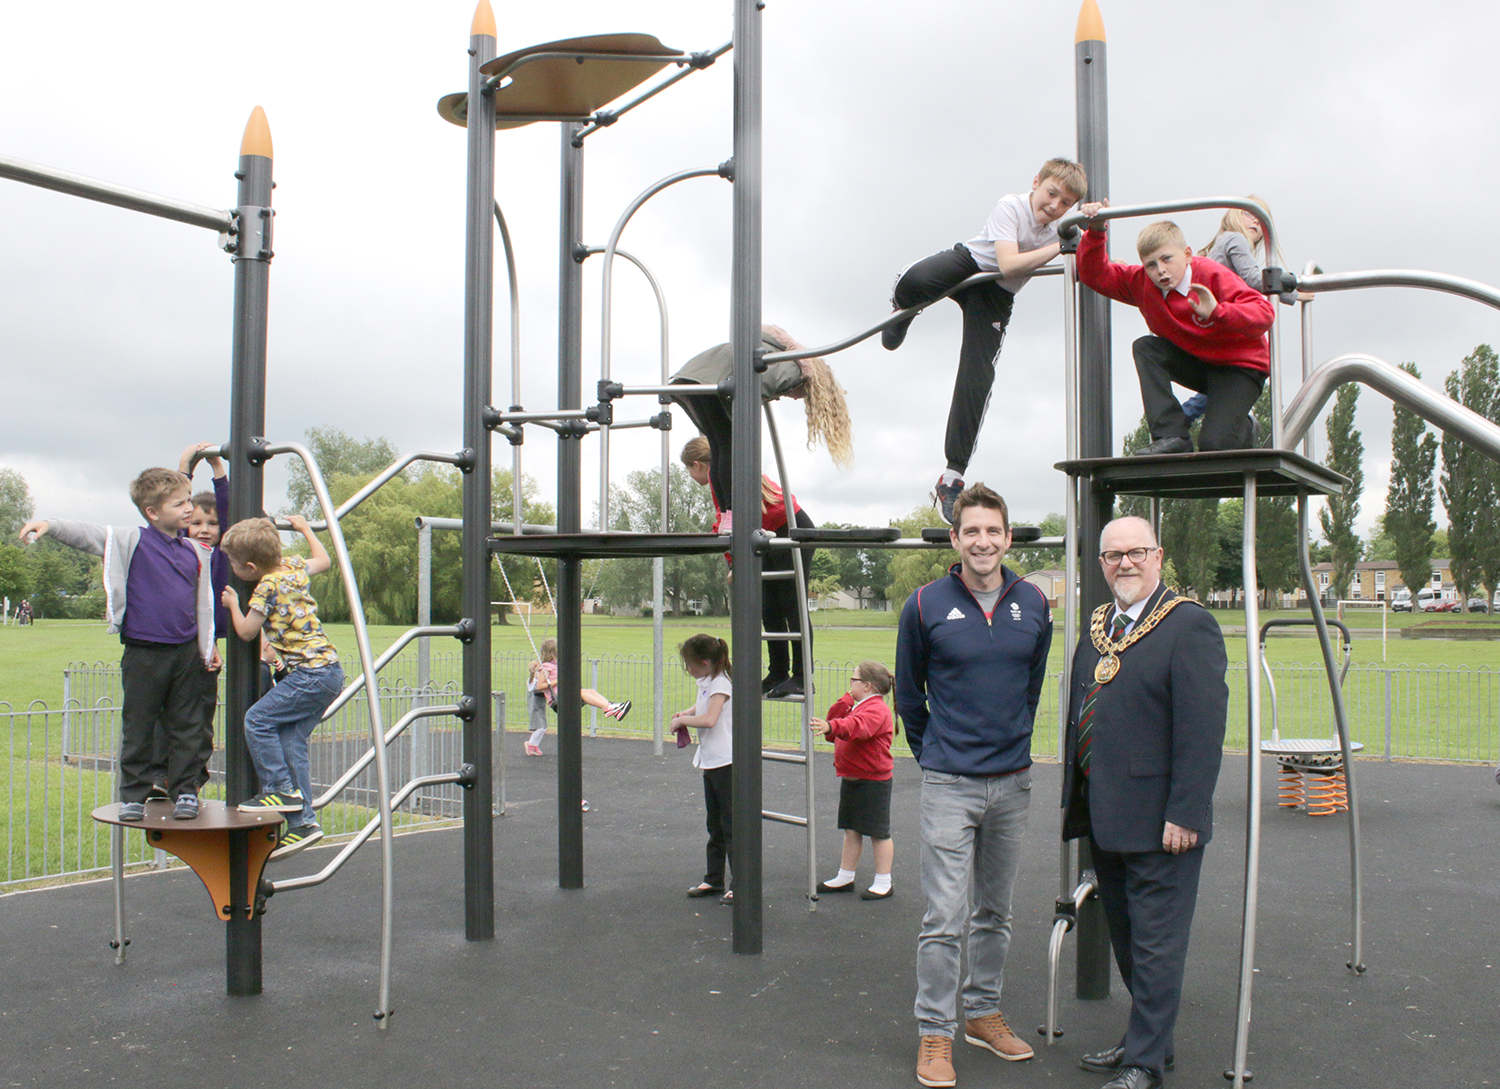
[869,872,892,894]
[825,868,856,888]
[940,468,963,486]
[528,728,546,746]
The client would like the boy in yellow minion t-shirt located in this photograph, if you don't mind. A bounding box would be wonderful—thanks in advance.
[220,515,343,860]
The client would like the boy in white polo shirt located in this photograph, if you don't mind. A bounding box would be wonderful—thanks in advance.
[882,158,1087,523]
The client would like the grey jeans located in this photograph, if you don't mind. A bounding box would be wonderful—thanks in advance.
[914,767,1032,1037]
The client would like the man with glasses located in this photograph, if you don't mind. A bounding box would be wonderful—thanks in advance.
[897,483,1053,1087]
[1061,516,1228,1089]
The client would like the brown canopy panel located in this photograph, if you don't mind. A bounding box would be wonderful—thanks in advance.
[437,33,684,130]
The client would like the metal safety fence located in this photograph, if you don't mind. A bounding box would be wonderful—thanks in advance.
[5,656,1496,890]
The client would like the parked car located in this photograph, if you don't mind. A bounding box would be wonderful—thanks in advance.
[1466,596,1489,613]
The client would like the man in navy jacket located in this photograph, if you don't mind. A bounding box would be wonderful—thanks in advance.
[897,483,1052,1088]
[1062,516,1228,1089]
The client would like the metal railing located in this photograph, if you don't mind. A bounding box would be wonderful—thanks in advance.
[7,657,1496,891]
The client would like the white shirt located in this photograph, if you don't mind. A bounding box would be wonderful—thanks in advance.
[1161,266,1194,299]
[964,192,1059,295]
[692,672,734,770]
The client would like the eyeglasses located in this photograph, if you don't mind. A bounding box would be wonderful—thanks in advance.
[1099,546,1158,566]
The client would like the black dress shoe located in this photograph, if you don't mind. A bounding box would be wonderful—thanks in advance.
[816,879,855,894]
[1134,436,1193,456]
[766,676,805,699]
[1080,1046,1174,1073]
[1099,1067,1162,1089]
[859,886,893,900]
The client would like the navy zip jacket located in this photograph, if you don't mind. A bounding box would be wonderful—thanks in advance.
[897,563,1053,776]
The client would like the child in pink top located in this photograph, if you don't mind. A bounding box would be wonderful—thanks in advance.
[811,659,897,900]
[526,637,632,755]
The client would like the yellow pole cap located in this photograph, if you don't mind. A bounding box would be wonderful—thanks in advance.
[471,0,496,39]
[240,106,273,159]
[1076,0,1106,44]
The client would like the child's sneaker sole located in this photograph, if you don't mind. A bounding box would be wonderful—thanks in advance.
[270,825,324,861]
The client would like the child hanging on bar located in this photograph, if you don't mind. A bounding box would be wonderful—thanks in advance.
[525,636,632,755]
[220,515,344,861]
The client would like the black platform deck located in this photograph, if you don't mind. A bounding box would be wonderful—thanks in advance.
[1057,449,1349,500]
[2,738,1494,1089]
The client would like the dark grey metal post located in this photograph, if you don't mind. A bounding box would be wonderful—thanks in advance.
[1073,0,1113,1001]
[460,4,497,941]
[729,0,764,954]
[224,106,274,996]
[556,126,586,889]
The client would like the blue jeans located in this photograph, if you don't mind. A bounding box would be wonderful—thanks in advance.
[914,767,1032,1037]
[243,663,344,826]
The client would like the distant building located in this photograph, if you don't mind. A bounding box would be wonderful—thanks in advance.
[1304,558,1455,603]
[1022,569,1067,607]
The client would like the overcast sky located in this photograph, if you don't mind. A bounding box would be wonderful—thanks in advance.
[5,1,1499,542]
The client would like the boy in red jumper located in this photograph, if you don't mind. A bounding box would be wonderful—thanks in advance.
[811,659,897,900]
[1076,203,1275,455]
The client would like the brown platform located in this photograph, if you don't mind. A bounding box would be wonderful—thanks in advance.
[1056,448,1348,500]
[92,800,282,921]
[437,33,684,130]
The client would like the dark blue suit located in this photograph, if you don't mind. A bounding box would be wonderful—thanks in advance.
[1062,583,1228,1076]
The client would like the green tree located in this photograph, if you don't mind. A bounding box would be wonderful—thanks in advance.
[1384,362,1439,601]
[1441,345,1500,608]
[1007,512,1066,575]
[1118,416,1221,598]
[816,522,894,607]
[593,464,725,615]
[0,467,34,540]
[284,427,401,519]
[1250,388,1299,609]
[0,545,30,605]
[1319,384,1364,600]
[885,507,956,611]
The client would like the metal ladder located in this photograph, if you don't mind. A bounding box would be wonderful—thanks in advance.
[760,404,820,908]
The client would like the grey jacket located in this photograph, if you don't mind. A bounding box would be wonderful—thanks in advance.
[46,518,216,666]
[669,334,805,402]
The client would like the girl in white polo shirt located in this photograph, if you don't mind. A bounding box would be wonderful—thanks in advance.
[671,634,735,904]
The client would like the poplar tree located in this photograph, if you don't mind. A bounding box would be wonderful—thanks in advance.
[1384,363,1438,600]
[1441,345,1500,609]
[1319,384,1364,601]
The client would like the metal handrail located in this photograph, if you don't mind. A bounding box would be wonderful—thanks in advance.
[1297,267,1500,312]
[574,42,733,141]
[322,625,465,719]
[761,265,1063,365]
[1283,353,1500,462]
[307,450,470,530]
[312,704,462,809]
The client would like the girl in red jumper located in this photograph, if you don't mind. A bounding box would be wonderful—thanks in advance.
[811,659,897,900]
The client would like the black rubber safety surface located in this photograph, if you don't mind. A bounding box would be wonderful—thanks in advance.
[2,737,1495,1089]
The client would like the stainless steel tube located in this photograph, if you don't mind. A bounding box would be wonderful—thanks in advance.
[0,154,235,234]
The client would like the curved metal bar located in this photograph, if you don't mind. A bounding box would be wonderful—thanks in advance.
[1297,261,1323,459]
[590,242,675,529]
[492,202,523,538]
[760,266,1063,364]
[1283,353,1500,461]
[1043,875,1097,1047]
[268,771,466,893]
[597,168,723,528]
[322,625,464,719]
[312,704,462,809]
[1296,496,1364,975]
[305,451,469,530]
[1297,268,1500,312]
[1055,196,1279,265]
[259,440,396,1012]
[0,153,235,234]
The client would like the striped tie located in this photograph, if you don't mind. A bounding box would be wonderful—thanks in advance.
[1077,612,1130,778]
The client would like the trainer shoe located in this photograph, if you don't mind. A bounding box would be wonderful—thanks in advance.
[882,312,916,351]
[915,1035,956,1088]
[270,823,324,862]
[964,1011,1033,1061]
[933,476,964,525]
[606,699,632,721]
[237,789,305,814]
[146,780,171,802]
[761,671,790,696]
[172,794,200,820]
[766,676,805,699]
[1133,436,1193,456]
[524,743,543,756]
[118,801,146,821]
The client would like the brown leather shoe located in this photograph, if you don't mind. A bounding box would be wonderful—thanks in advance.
[915,1034,956,1088]
[964,1011,1034,1061]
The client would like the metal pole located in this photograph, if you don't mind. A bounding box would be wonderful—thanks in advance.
[556,124,586,889]
[1229,471,1264,1087]
[1073,0,1112,1001]
[224,105,273,998]
[1058,254,1080,903]
[415,523,432,790]
[460,0,497,941]
[1299,261,1321,460]
[0,153,235,234]
[729,0,765,954]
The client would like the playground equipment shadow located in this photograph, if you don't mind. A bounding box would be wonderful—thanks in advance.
[1,737,1494,1089]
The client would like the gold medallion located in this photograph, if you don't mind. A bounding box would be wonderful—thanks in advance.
[1087,593,1199,686]
[1094,653,1120,685]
